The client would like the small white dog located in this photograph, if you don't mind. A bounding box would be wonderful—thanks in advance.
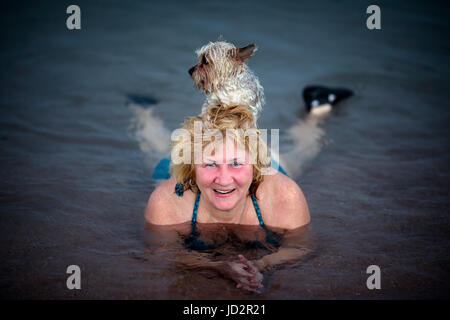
[188,40,265,122]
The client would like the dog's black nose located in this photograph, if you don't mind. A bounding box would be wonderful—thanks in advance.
[188,66,195,76]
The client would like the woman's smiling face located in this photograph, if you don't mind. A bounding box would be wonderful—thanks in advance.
[194,138,253,212]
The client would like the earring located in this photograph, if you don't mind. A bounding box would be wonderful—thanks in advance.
[175,183,184,197]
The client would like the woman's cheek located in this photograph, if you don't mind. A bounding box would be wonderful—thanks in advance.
[197,168,216,184]
[237,165,253,182]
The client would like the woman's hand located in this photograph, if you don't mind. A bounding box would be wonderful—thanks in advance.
[218,254,264,293]
[236,255,264,293]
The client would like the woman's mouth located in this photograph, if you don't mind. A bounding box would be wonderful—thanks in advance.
[213,188,236,195]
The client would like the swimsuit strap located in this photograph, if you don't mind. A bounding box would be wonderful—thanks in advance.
[176,183,278,250]
[191,190,201,233]
[187,189,280,250]
[190,190,266,228]
[250,193,266,228]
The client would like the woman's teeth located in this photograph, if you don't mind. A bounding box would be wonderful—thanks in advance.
[214,189,235,194]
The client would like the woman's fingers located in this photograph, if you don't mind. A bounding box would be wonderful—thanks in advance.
[241,284,262,294]
[232,263,253,277]
[236,275,264,293]
[236,274,262,287]
[238,255,261,276]
[233,255,264,293]
[237,255,257,274]
[245,260,264,283]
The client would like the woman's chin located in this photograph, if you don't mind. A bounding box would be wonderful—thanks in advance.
[209,191,239,211]
[212,200,236,212]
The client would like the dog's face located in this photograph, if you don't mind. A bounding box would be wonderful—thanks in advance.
[189,41,257,94]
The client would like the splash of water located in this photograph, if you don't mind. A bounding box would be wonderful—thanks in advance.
[280,115,326,177]
[128,104,171,155]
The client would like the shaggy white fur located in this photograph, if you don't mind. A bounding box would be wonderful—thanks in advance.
[190,41,265,122]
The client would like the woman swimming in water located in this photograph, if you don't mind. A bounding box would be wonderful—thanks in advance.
[145,105,311,293]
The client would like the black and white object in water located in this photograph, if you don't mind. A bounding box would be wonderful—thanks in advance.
[303,85,353,115]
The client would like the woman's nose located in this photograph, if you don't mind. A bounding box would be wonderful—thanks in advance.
[214,165,233,185]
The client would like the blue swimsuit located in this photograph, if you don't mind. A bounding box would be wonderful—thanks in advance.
[178,184,282,250]
[191,189,266,229]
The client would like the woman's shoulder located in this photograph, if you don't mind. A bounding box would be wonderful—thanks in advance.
[145,178,194,225]
[258,172,311,229]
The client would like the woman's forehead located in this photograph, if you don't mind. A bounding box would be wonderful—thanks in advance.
[202,139,248,161]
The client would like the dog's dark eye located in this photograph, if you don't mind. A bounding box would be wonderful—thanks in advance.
[202,55,208,65]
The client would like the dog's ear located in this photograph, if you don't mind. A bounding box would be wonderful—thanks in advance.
[237,44,257,62]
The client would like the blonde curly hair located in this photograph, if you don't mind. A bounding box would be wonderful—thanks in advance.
[170,105,271,196]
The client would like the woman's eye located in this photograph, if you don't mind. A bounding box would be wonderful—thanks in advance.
[232,162,242,167]
[205,163,215,167]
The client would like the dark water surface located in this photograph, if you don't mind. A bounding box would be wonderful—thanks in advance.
[1,0,449,299]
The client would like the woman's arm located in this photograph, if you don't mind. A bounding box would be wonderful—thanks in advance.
[175,225,313,291]
[251,225,313,273]
[252,246,312,272]
[173,250,264,293]
[248,173,312,272]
